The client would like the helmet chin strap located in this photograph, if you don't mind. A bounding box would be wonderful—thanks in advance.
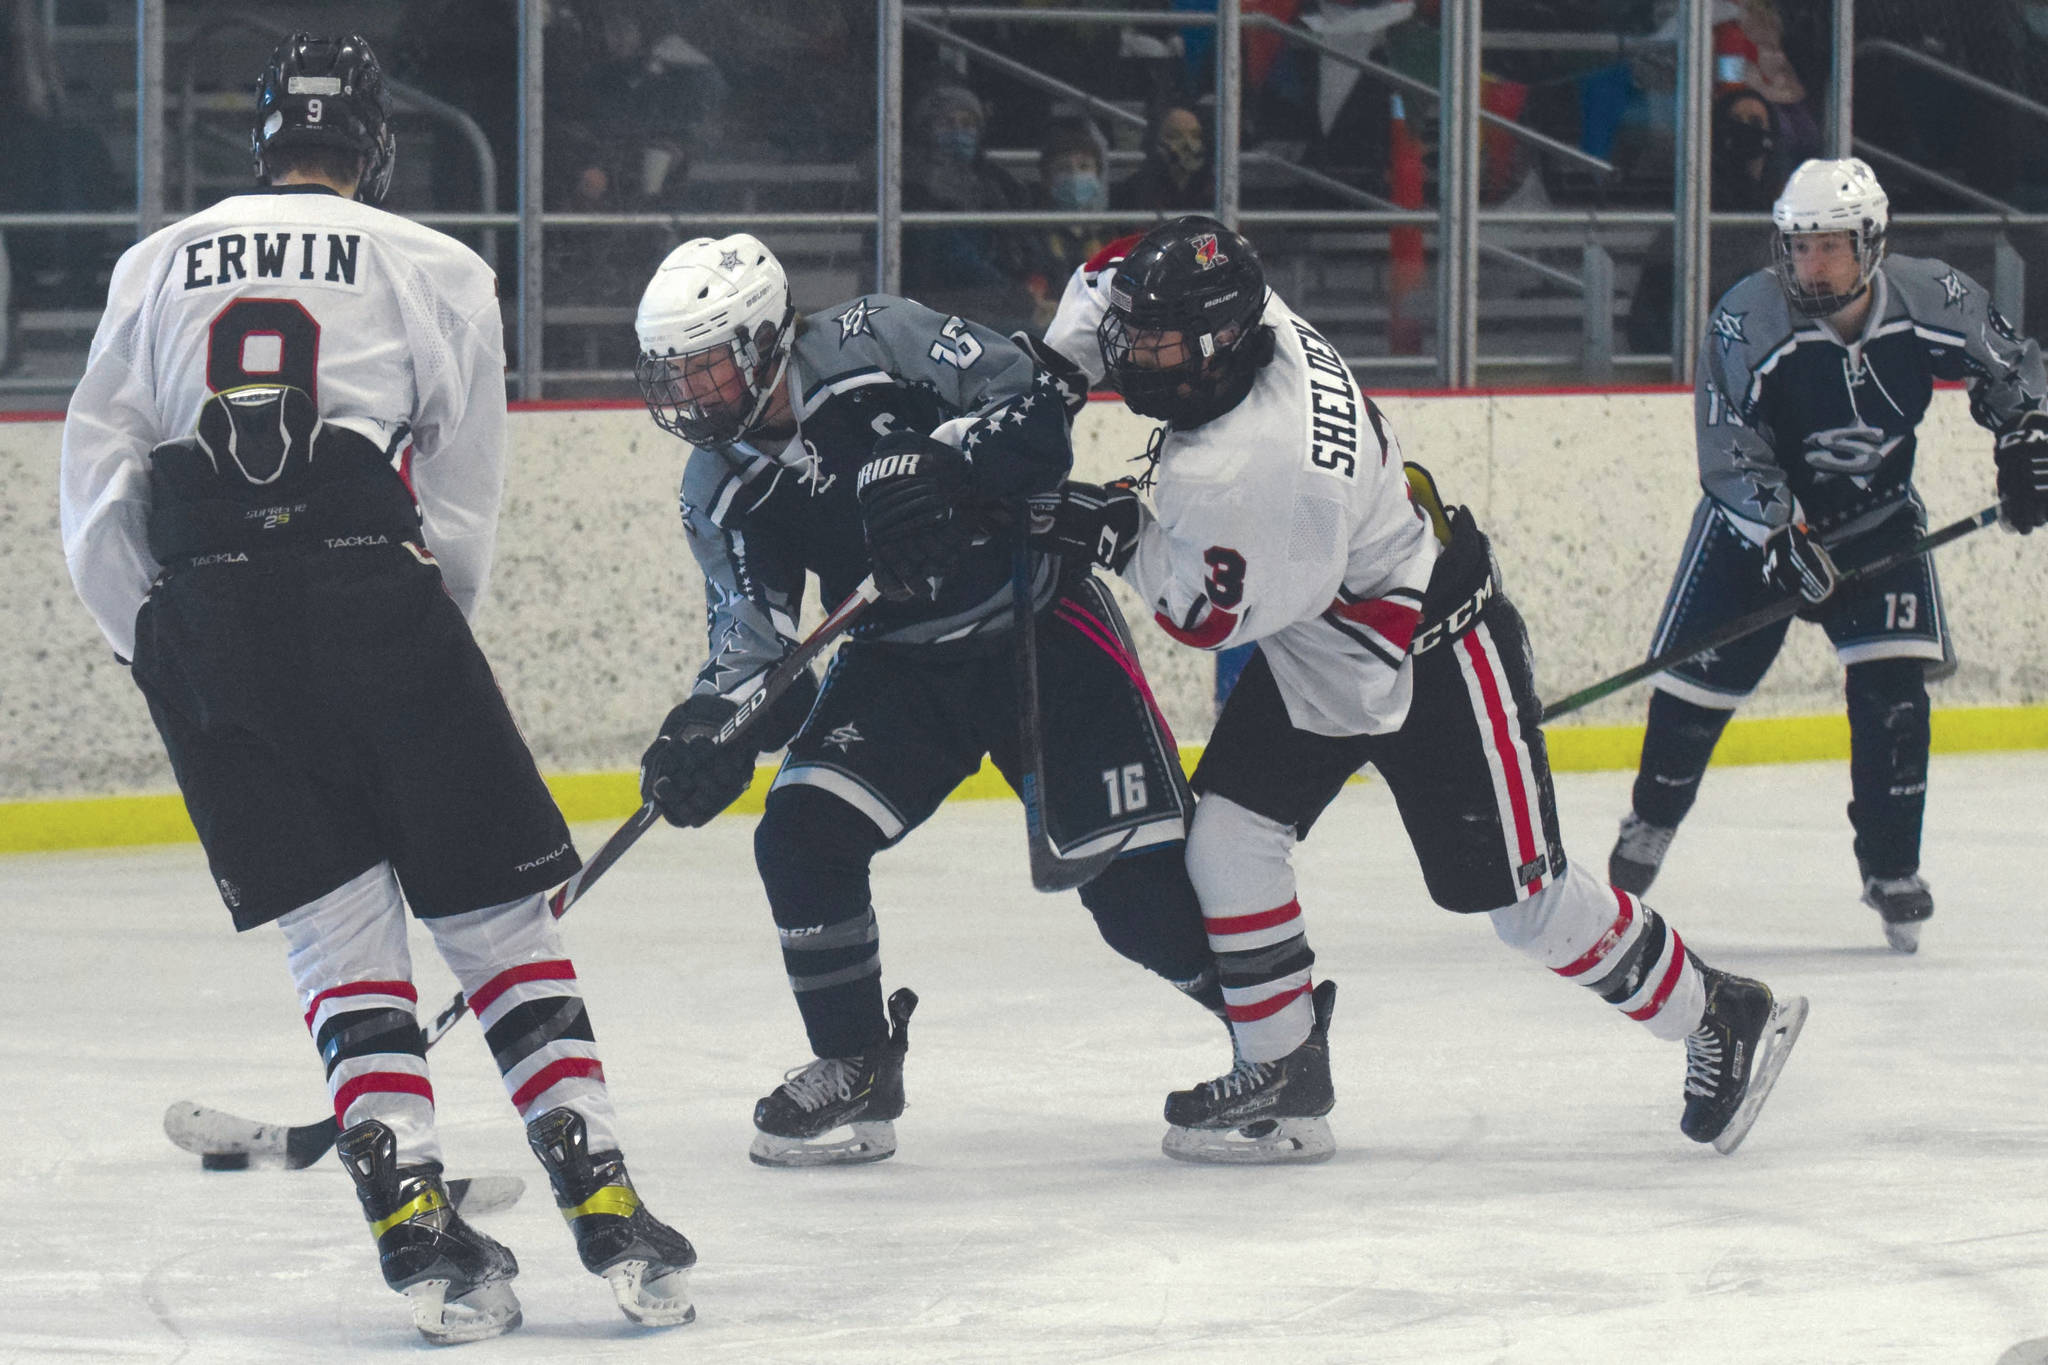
[735,310,796,441]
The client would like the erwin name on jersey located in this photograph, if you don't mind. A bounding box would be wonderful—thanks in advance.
[182,231,363,289]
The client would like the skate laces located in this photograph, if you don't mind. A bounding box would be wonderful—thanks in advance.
[779,1057,858,1112]
[1682,1026,1725,1098]
[1205,1058,1276,1101]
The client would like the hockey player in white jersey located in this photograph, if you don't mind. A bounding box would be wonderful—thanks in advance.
[1032,216,1809,1159]
[59,34,692,1342]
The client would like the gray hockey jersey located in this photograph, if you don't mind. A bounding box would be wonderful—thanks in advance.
[1698,254,2044,544]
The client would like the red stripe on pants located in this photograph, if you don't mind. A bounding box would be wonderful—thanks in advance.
[332,1071,434,1122]
[467,959,577,1017]
[1225,982,1311,1024]
[1205,900,1302,937]
[1459,630,1542,891]
[303,979,418,1030]
[511,1056,606,1112]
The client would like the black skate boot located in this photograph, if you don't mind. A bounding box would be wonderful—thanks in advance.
[526,1107,696,1327]
[1681,962,1809,1154]
[1859,866,1933,953]
[751,987,917,1168]
[1609,812,1676,896]
[335,1119,521,1345]
[1162,980,1337,1165]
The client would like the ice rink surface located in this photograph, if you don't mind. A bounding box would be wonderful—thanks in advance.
[5,753,2045,1364]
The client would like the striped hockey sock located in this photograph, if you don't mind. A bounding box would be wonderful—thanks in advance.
[1493,860,1705,1042]
[307,977,437,1161]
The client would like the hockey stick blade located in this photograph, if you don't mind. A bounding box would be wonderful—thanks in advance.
[1541,505,1999,722]
[164,579,883,1168]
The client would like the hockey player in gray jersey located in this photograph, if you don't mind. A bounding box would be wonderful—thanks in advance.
[1607,158,2048,951]
[60,35,694,1342]
[1031,216,1807,1158]
[628,235,1282,1165]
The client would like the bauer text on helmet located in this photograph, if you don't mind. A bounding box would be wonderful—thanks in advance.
[635,235,796,447]
[1770,158,1889,319]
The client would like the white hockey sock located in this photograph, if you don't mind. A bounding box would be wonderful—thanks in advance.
[1490,859,1706,1043]
[425,892,620,1151]
[278,863,441,1167]
[1188,795,1317,1063]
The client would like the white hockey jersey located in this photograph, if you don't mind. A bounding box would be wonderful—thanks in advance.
[1046,257,1441,738]
[61,185,509,659]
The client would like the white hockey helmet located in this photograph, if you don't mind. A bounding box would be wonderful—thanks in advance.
[634,233,795,446]
[1770,157,1889,317]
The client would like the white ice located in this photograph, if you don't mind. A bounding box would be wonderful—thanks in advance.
[5,753,2047,1364]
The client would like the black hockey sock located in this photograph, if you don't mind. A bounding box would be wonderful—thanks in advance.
[1845,658,1929,878]
[1631,690,1734,829]
[1076,844,1218,987]
[755,786,892,1057]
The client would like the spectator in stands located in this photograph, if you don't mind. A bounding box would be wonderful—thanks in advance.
[1714,0,1821,171]
[0,0,118,314]
[1626,85,1781,357]
[902,81,1036,334]
[1117,103,1214,214]
[1022,115,1120,329]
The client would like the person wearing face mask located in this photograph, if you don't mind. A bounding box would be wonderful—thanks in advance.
[1117,103,1213,214]
[1626,86,1782,358]
[1023,116,1119,331]
[902,81,1036,334]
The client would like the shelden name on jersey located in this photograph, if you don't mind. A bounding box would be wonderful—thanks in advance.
[60,184,510,660]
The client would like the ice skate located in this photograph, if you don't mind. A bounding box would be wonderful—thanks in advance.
[1162,980,1337,1165]
[1860,869,1933,953]
[335,1119,521,1345]
[1608,813,1676,897]
[1680,964,1808,1155]
[526,1107,696,1327]
[751,988,917,1168]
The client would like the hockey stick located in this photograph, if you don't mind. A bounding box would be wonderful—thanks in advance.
[165,577,882,1168]
[1012,540,1125,892]
[1540,504,2000,723]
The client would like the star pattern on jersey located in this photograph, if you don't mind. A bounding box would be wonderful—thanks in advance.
[835,298,887,343]
[1711,307,1748,354]
[1937,269,1969,308]
[1743,479,1791,520]
[719,249,743,271]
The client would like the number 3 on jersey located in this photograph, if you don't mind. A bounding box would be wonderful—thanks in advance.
[1204,546,1246,609]
[209,297,320,397]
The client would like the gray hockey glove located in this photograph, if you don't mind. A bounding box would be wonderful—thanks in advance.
[1995,410,2048,534]
[1026,478,1143,573]
[857,430,971,602]
[639,696,758,828]
[1761,521,1838,605]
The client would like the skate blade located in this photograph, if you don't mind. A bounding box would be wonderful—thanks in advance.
[749,1120,897,1168]
[1712,995,1810,1156]
[604,1260,696,1327]
[1162,1116,1335,1165]
[1882,919,1922,953]
[404,1277,522,1345]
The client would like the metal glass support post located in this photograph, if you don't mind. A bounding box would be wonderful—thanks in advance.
[1995,235,2026,336]
[878,0,903,294]
[136,0,165,239]
[1827,0,1854,157]
[1670,0,1712,384]
[1216,0,1242,227]
[1581,243,1614,382]
[1437,0,1479,388]
[517,0,545,400]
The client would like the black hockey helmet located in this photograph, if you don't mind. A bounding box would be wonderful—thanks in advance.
[1096,214,1273,428]
[251,33,397,205]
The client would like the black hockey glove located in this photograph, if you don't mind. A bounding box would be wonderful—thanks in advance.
[1994,409,2048,535]
[1026,478,1144,574]
[1761,521,1839,605]
[856,430,971,602]
[639,696,758,828]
